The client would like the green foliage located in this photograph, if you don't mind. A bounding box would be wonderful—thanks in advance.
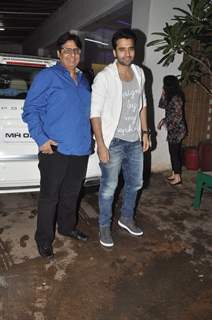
[147,0,212,94]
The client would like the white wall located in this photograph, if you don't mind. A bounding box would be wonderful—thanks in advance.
[132,0,187,171]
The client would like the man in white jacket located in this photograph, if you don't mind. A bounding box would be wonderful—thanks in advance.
[91,29,150,248]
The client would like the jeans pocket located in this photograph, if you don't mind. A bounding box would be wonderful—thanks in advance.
[109,138,119,148]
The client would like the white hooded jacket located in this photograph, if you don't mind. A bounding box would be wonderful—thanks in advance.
[90,61,147,148]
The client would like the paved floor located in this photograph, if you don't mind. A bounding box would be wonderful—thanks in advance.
[0,170,211,320]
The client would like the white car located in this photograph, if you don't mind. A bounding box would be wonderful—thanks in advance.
[0,54,100,193]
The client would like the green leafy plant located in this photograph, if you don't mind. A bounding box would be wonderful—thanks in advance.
[147,0,212,94]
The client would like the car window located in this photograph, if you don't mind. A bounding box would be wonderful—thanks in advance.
[0,64,44,99]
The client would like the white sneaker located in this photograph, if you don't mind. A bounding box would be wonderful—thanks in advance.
[99,226,114,247]
[118,218,143,236]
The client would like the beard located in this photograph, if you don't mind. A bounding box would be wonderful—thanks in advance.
[116,57,133,66]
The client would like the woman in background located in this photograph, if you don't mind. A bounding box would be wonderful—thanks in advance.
[157,75,187,185]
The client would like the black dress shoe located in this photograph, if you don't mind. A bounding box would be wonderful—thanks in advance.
[37,243,54,257]
[59,229,88,241]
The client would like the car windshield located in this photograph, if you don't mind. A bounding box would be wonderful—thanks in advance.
[0,64,44,99]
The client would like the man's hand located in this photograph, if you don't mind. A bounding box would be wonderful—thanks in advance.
[97,144,110,163]
[143,134,150,152]
[39,140,58,154]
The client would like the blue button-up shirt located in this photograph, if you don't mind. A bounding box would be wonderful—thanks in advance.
[22,62,92,155]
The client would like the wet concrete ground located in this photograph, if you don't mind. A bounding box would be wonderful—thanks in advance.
[0,170,211,320]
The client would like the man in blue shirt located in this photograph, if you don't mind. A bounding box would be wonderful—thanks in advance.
[22,32,92,257]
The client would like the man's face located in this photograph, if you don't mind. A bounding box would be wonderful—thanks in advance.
[57,40,81,71]
[113,38,135,66]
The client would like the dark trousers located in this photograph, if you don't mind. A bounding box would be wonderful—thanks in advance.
[35,151,88,246]
[168,142,182,174]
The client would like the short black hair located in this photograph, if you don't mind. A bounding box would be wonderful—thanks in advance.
[56,32,82,51]
[112,28,137,50]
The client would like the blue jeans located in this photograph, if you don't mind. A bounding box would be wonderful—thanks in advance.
[99,138,143,227]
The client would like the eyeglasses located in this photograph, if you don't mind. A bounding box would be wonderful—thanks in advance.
[61,47,81,55]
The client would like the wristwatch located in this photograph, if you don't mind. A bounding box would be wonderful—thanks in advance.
[142,129,151,135]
